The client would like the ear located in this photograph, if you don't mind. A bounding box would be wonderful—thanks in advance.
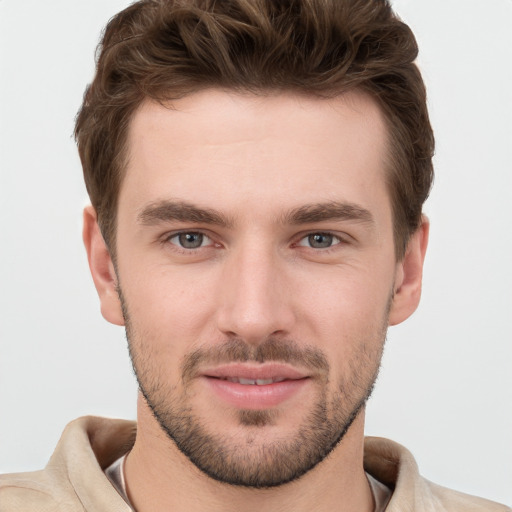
[388,217,429,326]
[82,205,125,326]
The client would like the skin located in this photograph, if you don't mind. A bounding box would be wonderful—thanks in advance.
[83,89,428,512]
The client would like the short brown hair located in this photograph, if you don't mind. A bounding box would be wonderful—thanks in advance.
[75,0,434,259]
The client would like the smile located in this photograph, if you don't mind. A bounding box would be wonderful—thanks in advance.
[219,377,287,385]
[200,364,311,409]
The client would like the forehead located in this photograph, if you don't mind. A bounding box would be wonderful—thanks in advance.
[121,89,390,223]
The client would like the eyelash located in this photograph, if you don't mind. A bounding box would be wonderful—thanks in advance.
[295,232,344,250]
[164,231,216,253]
[162,230,348,254]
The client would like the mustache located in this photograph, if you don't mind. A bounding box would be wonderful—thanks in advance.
[181,337,329,383]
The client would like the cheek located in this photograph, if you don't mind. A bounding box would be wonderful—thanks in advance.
[120,262,219,350]
[292,264,393,352]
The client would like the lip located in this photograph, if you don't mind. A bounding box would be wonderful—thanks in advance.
[202,363,308,381]
[201,363,310,410]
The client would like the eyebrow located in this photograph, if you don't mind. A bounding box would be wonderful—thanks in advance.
[137,200,234,228]
[137,199,374,228]
[283,201,375,226]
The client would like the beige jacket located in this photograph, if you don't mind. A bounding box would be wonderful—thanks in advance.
[0,416,509,512]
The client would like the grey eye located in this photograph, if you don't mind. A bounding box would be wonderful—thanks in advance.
[297,233,341,249]
[308,233,334,248]
[170,232,207,249]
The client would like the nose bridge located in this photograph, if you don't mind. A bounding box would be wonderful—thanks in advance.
[216,237,294,342]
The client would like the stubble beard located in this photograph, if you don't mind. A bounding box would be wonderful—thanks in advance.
[121,292,388,488]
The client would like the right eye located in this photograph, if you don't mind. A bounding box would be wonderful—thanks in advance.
[167,232,212,249]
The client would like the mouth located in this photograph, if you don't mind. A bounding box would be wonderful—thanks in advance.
[200,364,311,409]
[217,376,288,385]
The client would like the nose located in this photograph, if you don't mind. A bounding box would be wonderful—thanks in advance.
[215,241,296,344]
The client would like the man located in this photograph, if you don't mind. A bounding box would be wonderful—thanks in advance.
[0,0,510,511]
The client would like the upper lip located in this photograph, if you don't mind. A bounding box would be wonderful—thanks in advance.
[201,363,309,381]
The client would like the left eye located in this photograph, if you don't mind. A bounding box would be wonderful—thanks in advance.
[297,233,341,249]
[168,232,211,249]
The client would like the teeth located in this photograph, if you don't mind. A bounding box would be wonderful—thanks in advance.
[256,379,273,385]
[239,378,257,385]
[224,377,285,385]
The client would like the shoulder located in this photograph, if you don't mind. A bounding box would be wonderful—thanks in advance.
[424,479,512,512]
[0,469,80,512]
[364,436,511,512]
[0,416,136,512]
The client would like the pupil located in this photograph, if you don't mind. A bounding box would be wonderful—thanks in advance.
[179,232,203,248]
[309,234,332,248]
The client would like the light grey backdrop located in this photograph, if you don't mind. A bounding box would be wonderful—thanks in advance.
[1,0,511,505]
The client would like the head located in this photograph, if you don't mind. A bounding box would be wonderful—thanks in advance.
[76,0,434,261]
[80,0,432,489]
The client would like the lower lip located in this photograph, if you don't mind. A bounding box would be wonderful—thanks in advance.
[203,377,310,409]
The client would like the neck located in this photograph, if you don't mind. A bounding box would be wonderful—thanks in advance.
[124,394,374,512]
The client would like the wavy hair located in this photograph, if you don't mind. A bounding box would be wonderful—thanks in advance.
[75,0,434,259]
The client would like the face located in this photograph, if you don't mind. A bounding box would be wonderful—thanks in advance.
[86,90,425,487]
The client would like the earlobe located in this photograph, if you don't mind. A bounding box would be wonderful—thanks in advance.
[82,206,125,326]
[388,217,429,326]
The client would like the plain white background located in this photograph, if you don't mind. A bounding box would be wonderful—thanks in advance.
[0,0,511,505]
